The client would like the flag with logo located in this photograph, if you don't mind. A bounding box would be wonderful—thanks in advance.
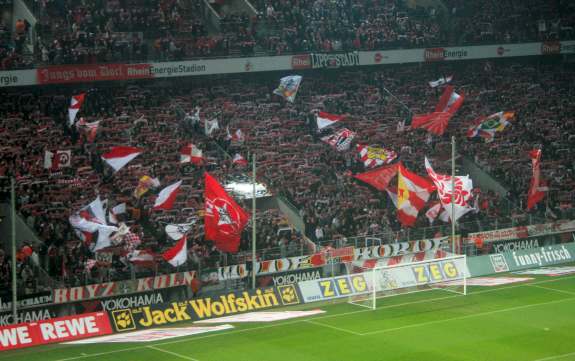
[425,157,474,222]
[428,75,453,88]
[356,144,398,168]
[68,93,85,126]
[411,86,464,135]
[180,143,204,165]
[321,128,356,151]
[153,180,182,210]
[273,75,302,103]
[162,236,187,267]
[395,162,435,227]
[467,111,515,142]
[204,172,250,253]
[69,196,118,251]
[354,163,398,191]
[527,149,547,210]
[316,112,344,130]
[101,146,143,172]
[134,175,160,199]
[165,222,195,241]
[44,150,72,170]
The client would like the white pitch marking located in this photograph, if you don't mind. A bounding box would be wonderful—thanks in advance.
[527,284,575,296]
[146,345,200,361]
[48,274,575,361]
[532,351,575,361]
[304,319,363,336]
[359,296,575,336]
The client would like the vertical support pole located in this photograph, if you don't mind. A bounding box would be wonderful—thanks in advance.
[251,153,257,289]
[451,136,456,254]
[11,177,18,323]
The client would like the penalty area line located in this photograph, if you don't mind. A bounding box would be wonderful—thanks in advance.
[146,345,200,361]
[304,319,363,336]
[532,351,575,361]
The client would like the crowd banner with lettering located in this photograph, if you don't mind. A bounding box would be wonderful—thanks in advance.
[353,237,447,261]
[467,242,575,276]
[464,220,575,244]
[2,41,575,87]
[53,271,195,304]
[108,285,302,332]
[0,312,112,351]
[298,256,466,303]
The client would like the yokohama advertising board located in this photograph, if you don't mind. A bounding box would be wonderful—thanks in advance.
[0,312,112,351]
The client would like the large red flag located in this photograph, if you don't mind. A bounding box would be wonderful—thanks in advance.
[527,149,546,210]
[353,163,398,191]
[411,86,464,136]
[204,173,250,253]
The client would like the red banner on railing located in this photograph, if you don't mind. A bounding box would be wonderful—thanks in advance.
[0,312,112,351]
[37,63,152,84]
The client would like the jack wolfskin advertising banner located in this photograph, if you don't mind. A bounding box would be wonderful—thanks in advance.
[108,285,302,332]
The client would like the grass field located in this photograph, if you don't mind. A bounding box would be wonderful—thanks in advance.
[1,272,575,361]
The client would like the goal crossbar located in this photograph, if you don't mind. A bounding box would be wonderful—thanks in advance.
[348,254,467,310]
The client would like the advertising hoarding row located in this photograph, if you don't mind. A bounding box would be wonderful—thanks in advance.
[2,41,574,87]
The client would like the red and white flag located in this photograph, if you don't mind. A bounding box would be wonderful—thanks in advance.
[527,149,547,210]
[180,144,204,165]
[226,127,245,143]
[44,150,72,170]
[153,180,182,210]
[356,144,397,168]
[129,249,157,268]
[354,163,398,191]
[68,93,86,126]
[101,146,143,172]
[162,236,187,267]
[205,172,250,253]
[84,120,100,143]
[425,157,474,222]
[108,203,126,224]
[425,202,449,224]
[316,112,344,130]
[411,86,464,135]
[232,153,248,167]
[396,162,435,227]
[428,75,453,88]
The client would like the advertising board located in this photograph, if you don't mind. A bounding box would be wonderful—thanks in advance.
[109,285,302,332]
[0,312,112,351]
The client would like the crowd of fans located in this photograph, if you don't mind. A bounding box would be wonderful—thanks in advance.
[1,56,574,295]
[1,0,575,69]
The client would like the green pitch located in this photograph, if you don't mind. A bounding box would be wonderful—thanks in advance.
[1,273,575,361]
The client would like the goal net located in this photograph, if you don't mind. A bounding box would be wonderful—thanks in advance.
[347,254,467,310]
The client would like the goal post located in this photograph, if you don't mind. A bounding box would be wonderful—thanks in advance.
[347,254,467,310]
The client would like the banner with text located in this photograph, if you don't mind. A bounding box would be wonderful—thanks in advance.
[0,312,112,351]
[108,285,302,332]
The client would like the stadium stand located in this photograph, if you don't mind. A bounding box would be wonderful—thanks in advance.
[1,55,574,295]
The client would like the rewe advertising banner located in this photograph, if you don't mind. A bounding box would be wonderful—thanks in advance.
[0,312,112,351]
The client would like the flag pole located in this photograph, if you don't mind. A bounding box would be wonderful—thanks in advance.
[251,153,257,289]
[11,177,18,323]
[451,136,456,254]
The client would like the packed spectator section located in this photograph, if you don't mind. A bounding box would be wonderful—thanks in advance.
[1,57,574,296]
[1,0,575,69]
